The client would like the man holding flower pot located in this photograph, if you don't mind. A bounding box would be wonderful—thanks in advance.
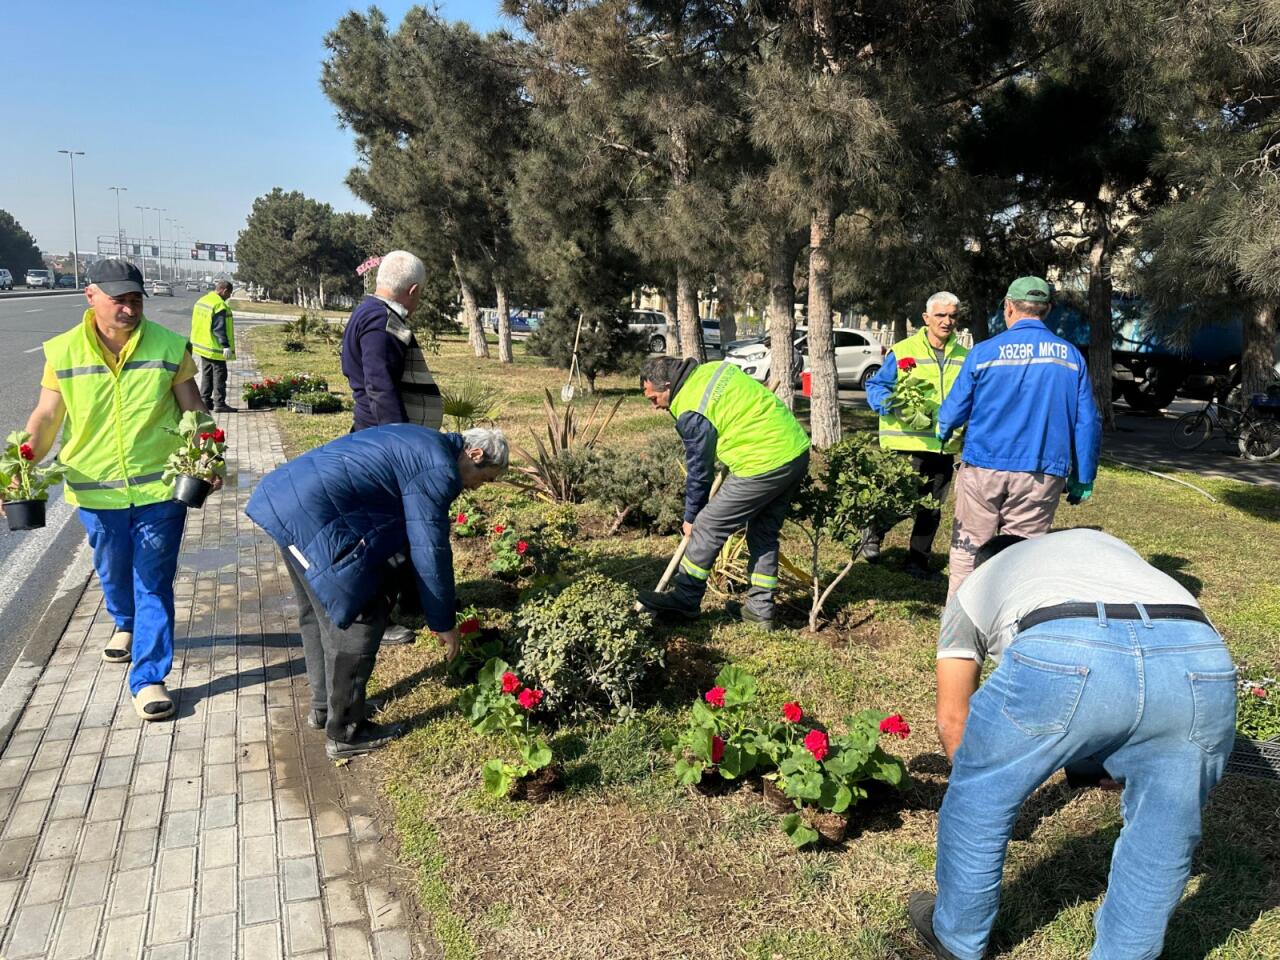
[5,259,217,721]
[863,291,969,580]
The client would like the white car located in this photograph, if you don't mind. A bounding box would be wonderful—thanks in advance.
[629,310,723,355]
[0,268,12,291]
[25,269,55,289]
[726,326,884,389]
[150,280,174,296]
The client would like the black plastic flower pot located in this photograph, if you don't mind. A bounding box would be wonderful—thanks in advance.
[4,499,46,531]
[172,475,213,509]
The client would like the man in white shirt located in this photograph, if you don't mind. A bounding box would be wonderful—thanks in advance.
[910,529,1237,960]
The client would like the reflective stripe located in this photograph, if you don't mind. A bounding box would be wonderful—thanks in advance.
[974,357,1080,372]
[121,359,181,373]
[55,365,111,379]
[67,470,166,491]
[878,429,935,438]
[680,556,711,581]
[696,361,732,415]
[288,544,311,571]
[750,573,778,589]
[190,341,221,355]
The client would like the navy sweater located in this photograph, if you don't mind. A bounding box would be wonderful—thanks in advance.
[342,296,409,430]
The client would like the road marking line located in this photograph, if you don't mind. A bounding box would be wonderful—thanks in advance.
[24,308,42,313]
[23,346,44,354]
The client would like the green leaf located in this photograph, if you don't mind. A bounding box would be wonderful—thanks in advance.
[780,813,820,849]
[714,664,758,704]
[673,757,704,786]
[521,739,552,770]
[481,758,513,799]
[717,742,756,779]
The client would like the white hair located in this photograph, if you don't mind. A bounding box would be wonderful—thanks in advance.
[926,291,960,312]
[375,250,426,296]
[461,428,509,470]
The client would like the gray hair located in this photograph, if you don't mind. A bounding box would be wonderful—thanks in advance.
[375,250,426,296]
[461,427,509,470]
[640,356,683,391]
[926,291,960,312]
[216,280,233,297]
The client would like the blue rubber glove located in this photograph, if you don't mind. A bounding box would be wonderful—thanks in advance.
[935,425,948,443]
[1066,479,1093,505]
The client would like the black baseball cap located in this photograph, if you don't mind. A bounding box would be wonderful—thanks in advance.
[87,259,147,297]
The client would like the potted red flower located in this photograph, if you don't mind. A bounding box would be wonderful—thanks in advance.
[163,411,226,508]
[0,431,69,531]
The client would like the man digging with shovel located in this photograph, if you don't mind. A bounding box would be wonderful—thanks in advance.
[637,357,810,630]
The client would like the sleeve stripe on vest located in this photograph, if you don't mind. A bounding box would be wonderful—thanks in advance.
[55,364,111,378]
[121,359,181,373]
[67,470,166,491]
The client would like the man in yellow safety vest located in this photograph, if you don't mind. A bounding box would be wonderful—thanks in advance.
[3,259,217,721]
[190,280,236,412]
[862,292,969,581]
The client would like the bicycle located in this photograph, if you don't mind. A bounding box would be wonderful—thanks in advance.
[1171,398,1280,461]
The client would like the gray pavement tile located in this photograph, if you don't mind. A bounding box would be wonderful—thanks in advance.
[161,810,200,850]
[158,847,197,893]
[277,820,315,860]
[0,877,21,925]
[50,902,102,959]
[0,787,13,821]
[167,776,202,812]
[3,729,42,757]
[239,876,280,926]
[238,770,271,803]
[169,749,203,780]
[17,767,60,802]
[117,828,158,871]
[145,942,190,960]
[30,741,73,773]
[59,753,101,786]
[65,859,113,907]
[36,819,84,860]
[241,834,278,879]
[21,856,71,905]
[69,726,108,757]
[316,836,353,880]
[238,921,283,960]
[147,887,194,945]
[50,782,94,820]
[283,899,326,956]
[322,878,365,926]
[281,857,320,903]
[202,793,237,831]
[4,900,59,958]
[44,714,82,741]
[373,928,413,960]
[77,819,121,862]
[239,800,275,838]
[196,864,236,918]
[0,756,32,790]
[105,866,152,919]
[199,827,236,870]
[96,755,134,789]
[329,924,374,960]
[133,760,171,795]
[194,913,236,960]
[124,792,164,831]
[364,884,404,932]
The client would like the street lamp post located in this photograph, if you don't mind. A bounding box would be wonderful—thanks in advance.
[154,209,166,283]
[108,186,127,258]
[166,218,179,280]
[136,205,152,282]
[57,150,85,286]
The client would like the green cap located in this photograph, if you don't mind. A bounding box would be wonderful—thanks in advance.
[1005,276,1052,303]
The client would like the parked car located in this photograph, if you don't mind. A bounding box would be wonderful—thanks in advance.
[0,268,12,291]
[485,308,543,334]
[185,280,201,292]
[628,309,669,353]
[56,275,77,288]
[150,280,174,296]
[25,269,55,289]
[726,326,884,388]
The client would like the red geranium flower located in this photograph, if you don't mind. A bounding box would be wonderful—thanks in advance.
[458,617,480,634]
[803,729,829,762]
[501,671,522,694]
[711,735,726,765]
[897,356,917,372]
[516,540,529,555]
[199,432,212,441]
[517,687,544,710]
[782,702,803,724]
[456,512,467,525]
[493,523,505,534]
[1252,686,1268,698]
[212,429,225,443]
[879,713,911,739]
[704,686,726,708]
[19,444,34,461]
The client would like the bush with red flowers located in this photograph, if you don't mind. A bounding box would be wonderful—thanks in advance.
[451,496,486,539]
[0,430,68,503]
[1237,672,1279,741]
[459,657,554,799]
[666,665,767,786]
[444,606,519,686]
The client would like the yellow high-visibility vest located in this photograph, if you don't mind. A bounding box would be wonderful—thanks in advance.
[191,292,235,361]
[878,329,968,454]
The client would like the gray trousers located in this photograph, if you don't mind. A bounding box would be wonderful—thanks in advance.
[946,463,1065,599]
[196,356,228,407]
[281,550,387,742]
[672,451,809,618]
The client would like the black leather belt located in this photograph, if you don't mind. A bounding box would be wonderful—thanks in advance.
[1018,602,1210,633]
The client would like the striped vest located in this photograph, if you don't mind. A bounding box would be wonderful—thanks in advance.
[877,330,967,454]
[385,310,443,430]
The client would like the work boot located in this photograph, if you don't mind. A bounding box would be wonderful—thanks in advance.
[637,589,700,621]
[907,892,963,960]
[857,529,882,563]
[325,721,404,759]
[307,696,385,730]
[903,556,943,583]
[213,404,238,414]
[381,624,415,645]
[725,600,775,632]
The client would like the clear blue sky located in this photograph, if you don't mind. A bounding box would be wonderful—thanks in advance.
[2,0,508,262]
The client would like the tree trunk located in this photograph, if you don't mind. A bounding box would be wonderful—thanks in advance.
[1086,183,1116,431]
[767,231,802,409]
[1241,301,1275,399]
[495,283,514,364]
[893,314,908,341]
[806,200,842,448]
[677,265,706,362]
[715,277,737,348]
[453,252,489,359]
[662,282,680,356]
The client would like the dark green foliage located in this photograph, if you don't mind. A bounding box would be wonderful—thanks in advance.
[289,391,343,414]
[0,210,43,279]
[516,574,661,718]
[581,440,686,535]
[526,304,645,392]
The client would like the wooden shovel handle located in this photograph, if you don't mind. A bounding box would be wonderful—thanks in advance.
[634,471,726,612]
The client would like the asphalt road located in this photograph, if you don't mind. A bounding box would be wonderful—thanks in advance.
[0,289,278,688]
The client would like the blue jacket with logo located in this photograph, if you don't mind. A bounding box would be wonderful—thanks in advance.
[937,318,1101,482]
[246,425,463,631]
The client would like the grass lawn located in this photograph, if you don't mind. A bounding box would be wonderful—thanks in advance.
[228,298,348,319]
[245,325,1280,960]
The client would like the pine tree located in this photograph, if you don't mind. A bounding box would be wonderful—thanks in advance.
[0,211,43,282]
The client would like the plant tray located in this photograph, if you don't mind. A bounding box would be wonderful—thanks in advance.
[287,400,340,415]
[245,397,279,410]
[1225,736,1280,781]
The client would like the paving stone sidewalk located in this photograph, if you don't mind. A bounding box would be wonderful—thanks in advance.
[0,361,428,959]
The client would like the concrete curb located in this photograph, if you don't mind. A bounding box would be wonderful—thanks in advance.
[0,538,93,753]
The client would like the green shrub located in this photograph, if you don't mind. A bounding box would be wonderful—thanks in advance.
[516,573,660,717]
[582,439,685,534]
[1237,675,1279,740]
[291,390,343,413]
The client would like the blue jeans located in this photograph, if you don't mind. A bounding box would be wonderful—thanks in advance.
[934,608,1237,960]
[79,500,187,695]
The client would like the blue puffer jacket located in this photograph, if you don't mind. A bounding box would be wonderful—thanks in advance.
[937,318,1101,482]
[246,425,464,631]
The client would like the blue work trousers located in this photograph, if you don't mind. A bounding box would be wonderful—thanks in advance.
[79,500,187,695]
[934,609,1237,960]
